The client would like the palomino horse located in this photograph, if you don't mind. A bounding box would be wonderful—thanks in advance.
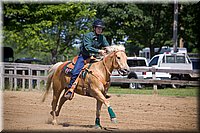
[42,45,129,128]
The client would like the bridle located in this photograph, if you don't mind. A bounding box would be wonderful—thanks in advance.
[102,50,126,76]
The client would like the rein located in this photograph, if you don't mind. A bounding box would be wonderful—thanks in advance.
[103,58,112,75]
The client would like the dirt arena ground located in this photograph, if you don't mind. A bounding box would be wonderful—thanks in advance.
[2,90,199,132]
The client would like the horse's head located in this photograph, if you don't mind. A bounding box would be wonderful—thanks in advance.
[112,50,130,75]
[105,45,130,75]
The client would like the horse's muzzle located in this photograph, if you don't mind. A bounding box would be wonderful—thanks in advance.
[118,68,129,76]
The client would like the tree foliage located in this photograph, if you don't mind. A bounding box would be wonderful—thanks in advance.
[3,3,96,64]
[93,3,176,56]
[179,3,199,53]
[3,2,199,64]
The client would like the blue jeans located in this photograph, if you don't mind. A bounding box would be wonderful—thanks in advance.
[68,54,90,89]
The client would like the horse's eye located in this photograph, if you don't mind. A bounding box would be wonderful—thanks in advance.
[117,57,120,59]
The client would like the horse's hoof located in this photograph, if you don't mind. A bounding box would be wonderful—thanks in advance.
[111,118,117,124]
[52,119,58,125]
[95,125,102,129]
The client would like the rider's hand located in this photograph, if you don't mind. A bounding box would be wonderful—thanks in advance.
[98,50,106,56]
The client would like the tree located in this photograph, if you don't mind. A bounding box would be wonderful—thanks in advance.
[179,3,200,53]
[93,3,145,56]
[3,3,96,64]
[93,3,174,57]
[3,2,198,64]
[136,4,174,57]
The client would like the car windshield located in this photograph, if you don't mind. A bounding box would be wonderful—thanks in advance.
[127,59,147,67]
[149,56,159,66]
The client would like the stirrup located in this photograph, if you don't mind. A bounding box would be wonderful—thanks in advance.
[64,90,74,100]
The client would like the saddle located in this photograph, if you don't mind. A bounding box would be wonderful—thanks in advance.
[61,55,98,76]
[62,55,98,99]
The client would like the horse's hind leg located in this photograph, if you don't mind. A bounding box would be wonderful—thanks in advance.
[50,82,63,125]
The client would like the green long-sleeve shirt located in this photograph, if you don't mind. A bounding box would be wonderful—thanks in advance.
[80,32,109,57]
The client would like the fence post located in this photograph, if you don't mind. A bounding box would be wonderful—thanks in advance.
[152,67,158,95]
[14,66,17,91]
[9,70,13,90]
[22,70,25,91]
[44,70,48,87]
[36,71,40,90]
[28,68,32,91]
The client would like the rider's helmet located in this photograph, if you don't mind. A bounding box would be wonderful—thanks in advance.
[92,19,105,29]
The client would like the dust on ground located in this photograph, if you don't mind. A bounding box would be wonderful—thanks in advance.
[3,90,198,132]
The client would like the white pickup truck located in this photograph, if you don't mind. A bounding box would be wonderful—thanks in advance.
[146,52,197,87]
[111,57,148,89]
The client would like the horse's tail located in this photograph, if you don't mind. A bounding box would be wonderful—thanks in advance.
[42,62,63,102]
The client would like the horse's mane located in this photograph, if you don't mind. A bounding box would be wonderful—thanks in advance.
[105,45,125,54]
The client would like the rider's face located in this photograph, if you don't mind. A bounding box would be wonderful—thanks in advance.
[94,27,103,35]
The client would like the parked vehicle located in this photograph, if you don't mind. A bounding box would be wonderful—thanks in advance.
[2,46,14,62]
[146,52,196,88]
[2,46,43,64]
[139,46,187,62]
[190,58,200,71]
[111,57,148,89]
[15,57,42,64]
[190,57,200,80]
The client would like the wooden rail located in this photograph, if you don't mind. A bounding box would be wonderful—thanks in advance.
[0,62,52,91]
[111,78,199,94]
[129,67,199,75]
[0,62,199,92]
[111,78,199,86]
[112,67,199,94]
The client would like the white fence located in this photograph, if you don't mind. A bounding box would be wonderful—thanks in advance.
[111,67,199,93]
[111,67,199,86]
[0,62,199,92]
[0,62,52,91]
[131,67,199,86]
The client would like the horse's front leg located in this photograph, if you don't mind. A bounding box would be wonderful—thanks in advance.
[56,91,68,116]
[93,89,117,124]
[95,100,103,129]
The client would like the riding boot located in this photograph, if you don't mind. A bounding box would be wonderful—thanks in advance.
[64,82,77,100]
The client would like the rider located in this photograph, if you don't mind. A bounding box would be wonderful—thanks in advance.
[64,19,110,100]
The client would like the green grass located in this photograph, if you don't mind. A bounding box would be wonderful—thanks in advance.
[108,86,199,97]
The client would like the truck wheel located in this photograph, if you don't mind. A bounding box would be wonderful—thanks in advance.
[121,72,138,89]
[129,80,137,89]
[171,76,180,88]
[121,81,138,89]
[128,72,139,89]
